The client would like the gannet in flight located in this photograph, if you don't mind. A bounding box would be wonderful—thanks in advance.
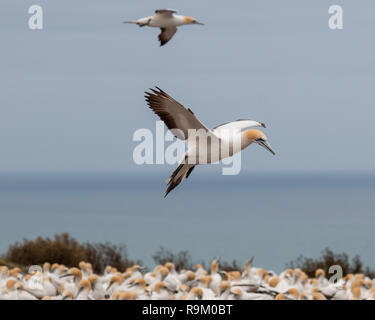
[124,9,204,46]
[145,87,276,197]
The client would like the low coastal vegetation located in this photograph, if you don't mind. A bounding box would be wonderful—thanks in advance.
[2,233,140,273]
[287,248,375,279]
[1,233,374,277]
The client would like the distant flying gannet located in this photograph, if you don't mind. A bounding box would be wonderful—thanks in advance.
[124,9,204,46]
[145,87,276,197]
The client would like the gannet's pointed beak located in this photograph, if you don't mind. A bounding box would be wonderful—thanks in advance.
[247,256,255,264]
[257,140,276,155]
[59,273,72,278]
[77,287,84,297]
[106,282,114,291]
[193,20,204,25]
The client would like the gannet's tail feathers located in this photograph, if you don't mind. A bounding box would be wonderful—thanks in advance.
[123,20,138,24]
[165,164,194,198]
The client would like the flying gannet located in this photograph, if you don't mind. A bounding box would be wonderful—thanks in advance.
[124,9,204,46]
[145,87,276,197]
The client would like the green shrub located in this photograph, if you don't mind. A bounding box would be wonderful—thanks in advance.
[286,247,375,278]
[2,233,140,273]
[152,246,194,271]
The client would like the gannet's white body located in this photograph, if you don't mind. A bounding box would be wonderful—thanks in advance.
[124,9,204,46]
[145,87,276,197]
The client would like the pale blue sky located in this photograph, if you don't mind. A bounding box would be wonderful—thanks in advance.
[1,0,374,174]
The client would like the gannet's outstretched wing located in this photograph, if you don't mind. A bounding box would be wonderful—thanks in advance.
[158,27,178,46]
[145,87,216,140]
[155,9,178,16]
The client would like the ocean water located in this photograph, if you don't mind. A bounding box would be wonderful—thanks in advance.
[0,172,374,273]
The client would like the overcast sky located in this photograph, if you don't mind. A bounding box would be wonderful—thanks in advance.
[1,0,374,174]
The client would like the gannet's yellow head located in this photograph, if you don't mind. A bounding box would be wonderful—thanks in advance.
[287,288,300,299]
[257,268,268,279]
[154,281,166,293]
[244,129,275,155]
[179,284,189,292]
[312,287,322,294]
[184,16,204,25]
[51,263,59,272]
[57,265,67,275]
[127,264,142,273]
[301,273,308,284]
[315,268,325,278]
[62,290,73,300]
[186,271,195,281]
[104,266,112,274]
[0,266,8,276]
[131,278,146,288]
[88,274,98,284]
[230,288,243,299]
[275,293,286,300]
[344,273,353,281]
[284,269,293,277]
[165,262,175,272]
[312,292,327,300]
[8,267,21,278]
[15,282,24,291]
[106,275,124,291]
[110,291,120,300]
[159,267,169,278]
[195,264,204,271]
[210,259,219,273]
[189,287,203,299]
[77,279,91,296]
[219,280,231,294]
[269,276,280,288]
[264,274,270,284]
[294,268,302,278]
[6,279,16,290]
[227,271,241,281]
[60,267,82,280]
[300,293,309,300]
[88,274,98,290]
[78,261,86,270]
[79,279,91,289]
[43,262,51,272]
[119,291,137,300]
[199,275,212,288]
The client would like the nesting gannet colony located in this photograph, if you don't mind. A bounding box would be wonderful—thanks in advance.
[1,258,374,300]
